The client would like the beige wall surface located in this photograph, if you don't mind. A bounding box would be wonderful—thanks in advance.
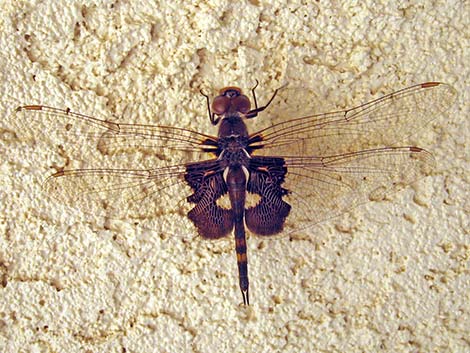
[0,1,468,352]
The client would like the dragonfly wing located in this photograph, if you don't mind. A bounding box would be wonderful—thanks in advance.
[10,105,217,170]
[277,146,435,233]
[251,82,457,157]
[42,164,197,233]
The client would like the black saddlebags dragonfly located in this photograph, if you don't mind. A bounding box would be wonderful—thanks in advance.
[11,81,456,305]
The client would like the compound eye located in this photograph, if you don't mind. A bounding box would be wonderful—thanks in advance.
[232,95,251,113]
[212,95,230,115]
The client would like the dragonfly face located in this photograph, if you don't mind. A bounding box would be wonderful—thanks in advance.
[211,87,251,117]
[10,82,457,305]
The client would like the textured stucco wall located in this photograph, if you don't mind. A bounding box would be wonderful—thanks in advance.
[0,1,468,352]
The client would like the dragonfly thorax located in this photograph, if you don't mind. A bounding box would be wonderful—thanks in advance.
[218,135,250,167]
[218,114,249,139]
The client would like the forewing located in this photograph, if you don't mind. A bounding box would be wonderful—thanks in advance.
[251,82,457,157]
[280,147,435,233]
[11,105,216,169]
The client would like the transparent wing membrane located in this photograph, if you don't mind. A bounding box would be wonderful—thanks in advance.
[282,146,435,232]
[12,105,215,169]
[252,82,457,156]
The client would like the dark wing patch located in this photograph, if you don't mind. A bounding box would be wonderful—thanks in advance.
[185,160,233,239]
[245,157,291,236]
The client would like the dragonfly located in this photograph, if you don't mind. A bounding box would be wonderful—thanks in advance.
[11,81,456,305]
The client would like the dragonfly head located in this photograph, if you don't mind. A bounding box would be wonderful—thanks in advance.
[212,87,251,116]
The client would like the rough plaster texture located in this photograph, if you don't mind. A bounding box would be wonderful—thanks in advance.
[0,1,468,352]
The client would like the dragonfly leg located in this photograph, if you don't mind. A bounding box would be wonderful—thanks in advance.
[200,89,220,125]
[246,82,288,119]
